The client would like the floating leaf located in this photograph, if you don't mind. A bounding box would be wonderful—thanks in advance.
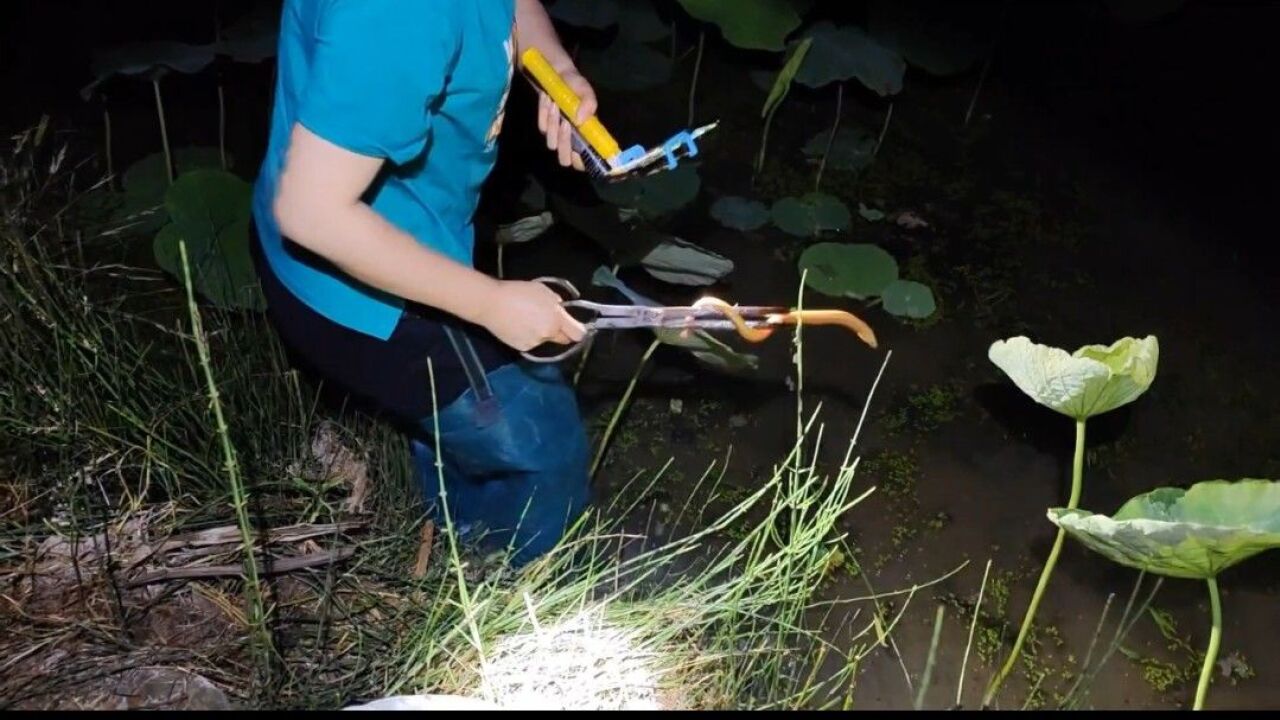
[988,335,1159,421]
[549,194,664,265]
[867,0,988,77]
[594,163,700,218]
[761,37,813,118]
[857,203,886,222]
[548,0,620,29]
[153,169,262,310]
[676,0,801,52]
[617,1,670,42]
[794,21,905,96]
[797,242,897,299]
[1049,479,1280,580]
[771,193,850,237]
[580,40,673,92]
[710,196,770,231]
[881,279,936,318]
[802,126,876,172]
[640,237,733,286]
[495,212,554,245]
[591,267,758,372]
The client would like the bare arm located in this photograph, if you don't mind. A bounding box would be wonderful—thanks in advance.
[515,0,599,169]
[272,124,583,350]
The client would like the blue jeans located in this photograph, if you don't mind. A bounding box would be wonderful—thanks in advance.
[411,336,591,567]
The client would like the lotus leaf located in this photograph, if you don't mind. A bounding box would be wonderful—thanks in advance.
[1049,480,1280,580]
[793,21,905,96]
[580,40,673,92]
[617,1,669,42]
[114,148,226,230]
[802,127,877,172]
[798,243,897,300]
[676,0,801,52]
[593,163,699,218]
[988,335,1159,421]
[881,279,936,319]
[548,0,620,29]
[153,169,262,310]
[857,203,886,222]
[640,237,733,286]
[710,196,770,231]
[771,193,850,237]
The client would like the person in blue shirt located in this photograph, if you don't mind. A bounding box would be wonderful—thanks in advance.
[250,0,598,566]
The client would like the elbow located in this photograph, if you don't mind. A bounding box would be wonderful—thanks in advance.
[271,182,308,245]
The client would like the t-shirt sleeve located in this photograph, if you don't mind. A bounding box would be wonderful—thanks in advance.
[297,0,459,166]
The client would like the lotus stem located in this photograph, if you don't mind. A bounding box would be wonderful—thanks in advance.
[152,78,174,185]
[1194,578,1222,710]
[984,419,1086,707]
[103,103,114,189]
[496,244,505,280]
[815,83,843,193]
[218,82,228,170]
[687,31,705,127]
[963,51,994,128]
[590,337,660,480]
[871,101,894,164]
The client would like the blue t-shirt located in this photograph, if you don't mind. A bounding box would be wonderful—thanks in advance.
[252,0,517,340]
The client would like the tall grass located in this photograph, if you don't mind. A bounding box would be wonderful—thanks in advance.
[1,118,1152,711]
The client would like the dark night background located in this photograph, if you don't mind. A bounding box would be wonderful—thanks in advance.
[3,0,1276,219]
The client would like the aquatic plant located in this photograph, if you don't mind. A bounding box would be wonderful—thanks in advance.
[152,169,264,311]
[772,194,851,238]
[756,37,813,174]
[982,335,1160,706]
[1049,479,1280,709]
[795,242,938,321]
[709,196,770,232]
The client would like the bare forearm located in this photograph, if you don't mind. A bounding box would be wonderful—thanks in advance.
[275,197,498,327]
[515,0,575,70]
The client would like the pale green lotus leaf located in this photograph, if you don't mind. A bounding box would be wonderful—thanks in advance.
[677,0,801,52]
[1048,479,1280,580]
[857,203,886,222]
[495,212,554,245]
[640,237,733,286]
[881,279,936,318]
[988,335,1159,420]
[798,243,898,300]
[710,196,770,231]
[771,193,850,237]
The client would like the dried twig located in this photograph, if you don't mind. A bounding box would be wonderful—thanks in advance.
[126,548,357,587]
